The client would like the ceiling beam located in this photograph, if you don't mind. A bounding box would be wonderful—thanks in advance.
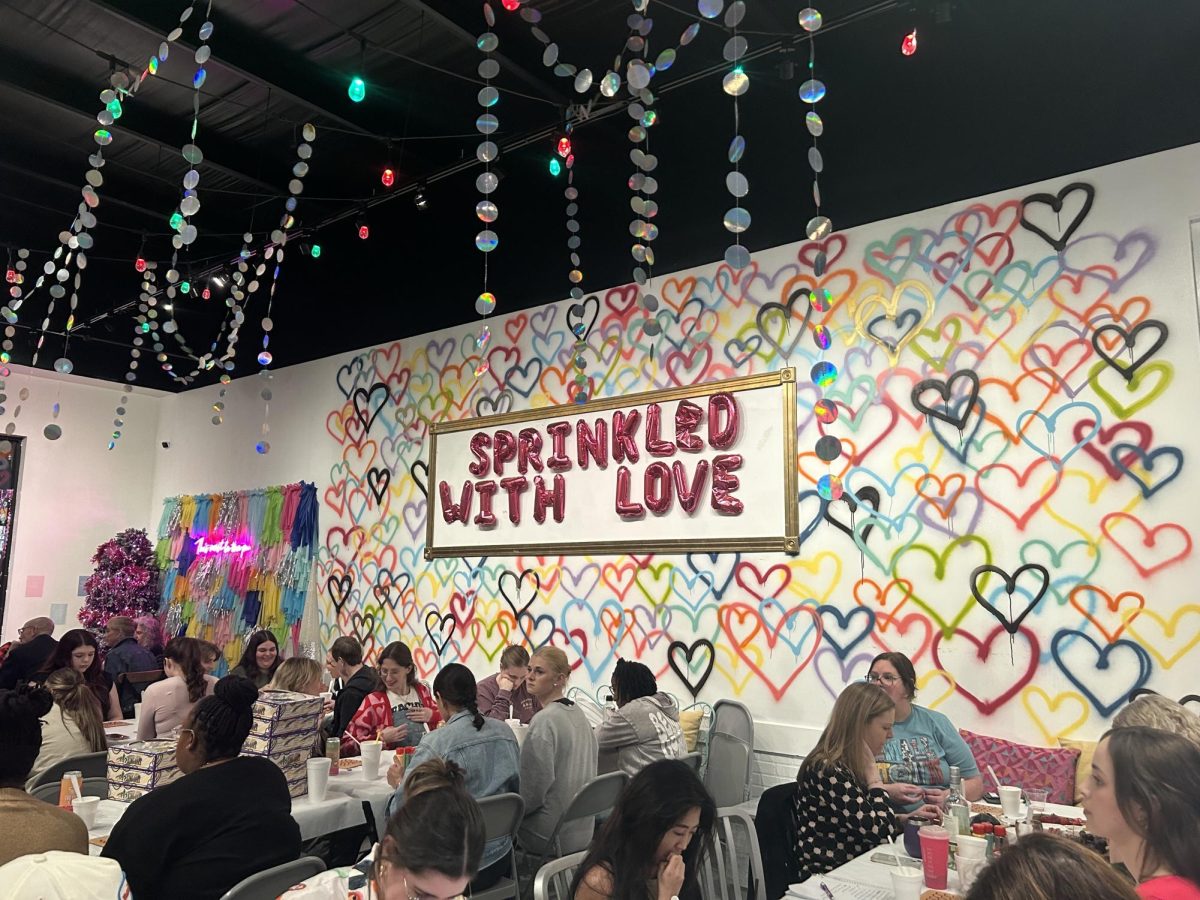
[0,61,284,196]
[82,0,377,137]
[392,0,571,106]
[0,159,166,223]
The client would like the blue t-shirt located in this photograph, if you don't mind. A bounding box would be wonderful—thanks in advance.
[878,704,979,809]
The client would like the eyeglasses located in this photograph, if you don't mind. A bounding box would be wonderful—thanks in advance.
[375,862,469,900]
[865,673,900,685]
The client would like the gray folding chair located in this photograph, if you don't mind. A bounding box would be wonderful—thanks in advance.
[699,807,766,900]
[533,850,587,900]
[29,751,108,789]
[708,699,755,803]
[30,776,109,804]
[681,750,703,772]
[540,771,628,863]
[474,793,525,900]
[704,731,751,808]
[219,856,326,900]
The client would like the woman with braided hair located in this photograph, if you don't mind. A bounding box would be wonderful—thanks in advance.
[386,663,520,890]
[103,675,300,900]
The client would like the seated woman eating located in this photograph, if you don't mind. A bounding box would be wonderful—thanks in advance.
[344,641,440,756]
[596,659,686,777]
[387,663,519,890]
[572,758,715,900]
[1081,726,1200,899]
[794,681,942,882]
[137,636,216,740]
[26,668,107,789]
[102,675,301,900]
[867,651,982,809]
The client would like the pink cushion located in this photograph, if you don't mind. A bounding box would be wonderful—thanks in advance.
[959,729,1080,806]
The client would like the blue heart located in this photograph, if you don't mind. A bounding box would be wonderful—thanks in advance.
[816,605,876,659]
[1015,401,1101,466]
[686,551,740,600]
[1050,629,1153,717]
[1109,443,1184,498]
[844,463,929,529]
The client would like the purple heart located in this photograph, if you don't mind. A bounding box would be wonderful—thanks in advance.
[814,648,875,699]
[917,486,984,537]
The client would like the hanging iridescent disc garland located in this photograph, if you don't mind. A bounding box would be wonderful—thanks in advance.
[798,8,831,243]
[562,132,590,404]
[721,0,750,271]
[472,3,501,372]
[168,0,213,255]
[107,264,153,450]
[627,12,662,340]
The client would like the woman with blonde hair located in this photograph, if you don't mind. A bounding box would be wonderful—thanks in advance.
[519,646,598,855]
[965,831,1139,900]
[793,682,942,882]
[265,657,324,695]
[1114,694,1200,747]
[26,668,107,789]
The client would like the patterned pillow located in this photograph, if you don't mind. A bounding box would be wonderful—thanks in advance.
[959,729,1081,805]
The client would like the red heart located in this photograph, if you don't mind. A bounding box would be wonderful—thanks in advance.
[1101,513,1194,577]
[932,625,1039,715]
[796,234,848,271]
[870,611,934,664]
[504,314,529,344]
[734,562,792,601]
[720,603,821,701]
[1074,419,1153,481]
[974,458,1062,530]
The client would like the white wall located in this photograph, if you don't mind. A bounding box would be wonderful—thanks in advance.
[9,144,1200,789]
[1,365,163,639]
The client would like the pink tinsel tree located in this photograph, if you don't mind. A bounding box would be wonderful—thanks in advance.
[79,528,161,631]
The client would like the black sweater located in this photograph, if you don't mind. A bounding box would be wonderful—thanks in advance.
[329,665,378,741]
[103,755,300,899]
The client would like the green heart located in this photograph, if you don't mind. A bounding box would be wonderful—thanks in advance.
[854,513,925,576]
[664,604,722,642]
[910,316,963,372]
[1088,360,1172,420]
[634,562,675,607]
[892,535,993,638]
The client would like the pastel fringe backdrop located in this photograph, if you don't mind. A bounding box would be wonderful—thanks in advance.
[156,482,319,666]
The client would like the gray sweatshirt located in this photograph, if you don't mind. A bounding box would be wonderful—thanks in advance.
[596,692,686,778]
[518,698,598,854]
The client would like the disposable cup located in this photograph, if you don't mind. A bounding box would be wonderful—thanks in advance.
[307,757,330,803]
[958,856,986,892]
[890,866,924,900]
[956,834,988,859]
[918,825,949,890]
[999,785,1023,818]
[361,740,383,779]
[72,796,99,828]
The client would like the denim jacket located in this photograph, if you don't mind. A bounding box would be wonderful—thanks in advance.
[387,710,521,870]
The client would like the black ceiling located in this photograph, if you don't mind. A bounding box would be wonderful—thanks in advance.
[2,0,1199,391]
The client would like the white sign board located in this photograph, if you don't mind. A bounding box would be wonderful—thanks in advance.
[426,370,798,558]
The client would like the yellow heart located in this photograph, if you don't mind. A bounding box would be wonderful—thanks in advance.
[1124,605,1200,669]
[1021,686,1090,744]
[787,551,843,604]
[893,432,947,472]
[916,669,957,709]
[714,645,759,694]
[853,279,935,366]
[1088,360,1173,420]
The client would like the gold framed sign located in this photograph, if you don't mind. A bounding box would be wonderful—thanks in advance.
[425,368,798,559]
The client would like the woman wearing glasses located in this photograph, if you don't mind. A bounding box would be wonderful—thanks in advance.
[866,652,982,810]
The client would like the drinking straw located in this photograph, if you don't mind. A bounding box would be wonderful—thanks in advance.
[986,764,1003,791]
[891,835,906,868]
[70,773,82,800]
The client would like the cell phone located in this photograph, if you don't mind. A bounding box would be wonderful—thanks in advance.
[983,791,1000,804]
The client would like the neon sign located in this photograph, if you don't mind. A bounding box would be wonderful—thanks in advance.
[195,537,252,555]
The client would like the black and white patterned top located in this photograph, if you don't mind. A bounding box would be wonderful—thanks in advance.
[792,762,898,882]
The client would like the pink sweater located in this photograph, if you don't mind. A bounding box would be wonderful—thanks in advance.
[137,674,217,740]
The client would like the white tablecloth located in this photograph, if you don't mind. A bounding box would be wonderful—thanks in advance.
[88,761,398,857]
[782,800,1085,898]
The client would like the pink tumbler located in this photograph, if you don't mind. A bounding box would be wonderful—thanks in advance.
[918,824,949,890]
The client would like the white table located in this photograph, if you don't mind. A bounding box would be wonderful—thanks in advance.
[87,764,397,857]
[784,800,1086,898]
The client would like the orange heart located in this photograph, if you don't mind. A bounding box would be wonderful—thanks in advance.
[797,438,857,485]
[1068,584,1145,643]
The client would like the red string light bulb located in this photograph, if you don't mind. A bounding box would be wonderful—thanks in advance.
[381,167,395,188]
[901,29,918,56]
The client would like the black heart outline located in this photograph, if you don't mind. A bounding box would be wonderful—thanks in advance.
[475,390,514,418]
[373,567,410,612]
[366,467,391,505]
[567,295,600,341]
[1019,182,1095,252]
[410,460,429,499]
[425,610,456,656]
[1091,319,1168,384]
[325,572,353,617]
[969,564,1050,635]
[911,370,980,430]
[499,568,540,619]
[668,639,715,698]
[867,307,922,353]
[755,287,816,359]
[352,381,391,434]
[350,610,379,648]
[823,486,881,544]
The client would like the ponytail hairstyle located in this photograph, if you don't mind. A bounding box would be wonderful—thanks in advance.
[165,636,208,703]
[432,663,484,731]
[44,667,107,753]
[380,758,484,881]
[0,683,54,787]
[189,675,258,762]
